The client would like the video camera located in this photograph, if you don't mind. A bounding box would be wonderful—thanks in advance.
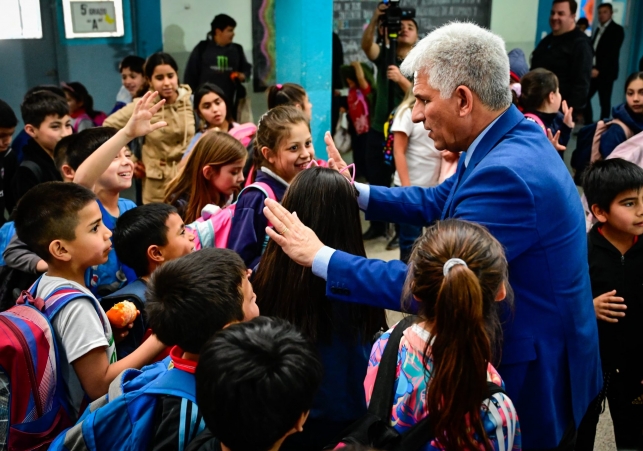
[378,0,416,35]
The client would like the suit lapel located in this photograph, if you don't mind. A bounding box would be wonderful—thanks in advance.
[441,105,525,219]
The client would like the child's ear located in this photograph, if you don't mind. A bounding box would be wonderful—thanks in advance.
[294,411,309,432]
[202,165,214,181]
[495,282,507,302]
[261,146,275,165]
[61,164,76,182]
[48,240,71,262]
[548,91,557,104]
[591,204,608,223]
[24,124,37,139]
[147,245,165,265]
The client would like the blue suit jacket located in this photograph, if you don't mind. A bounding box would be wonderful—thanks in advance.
[326,105,601,449]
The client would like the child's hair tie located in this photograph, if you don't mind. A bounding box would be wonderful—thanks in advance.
[276,84,283,90]
[443,258,467,276]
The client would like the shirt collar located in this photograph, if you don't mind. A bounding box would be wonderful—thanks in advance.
[169,345,197,374]
[463,111,506,167]
[261,166,290,187]
[598,19,612,30]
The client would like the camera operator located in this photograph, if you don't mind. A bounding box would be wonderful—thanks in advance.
[360,3,418,240]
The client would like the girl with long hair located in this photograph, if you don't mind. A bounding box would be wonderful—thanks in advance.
[164,131,247,223]
[364,219,520,451]
[253,166,387,451]
[599,72,643,157]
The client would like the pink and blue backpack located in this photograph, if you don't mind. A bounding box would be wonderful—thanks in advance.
[0,278,101,450]
[188,182,276,250]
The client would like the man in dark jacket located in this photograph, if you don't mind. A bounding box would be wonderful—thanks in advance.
[184,14,252,120]
[585,3,625,122]
[531,0,593,119]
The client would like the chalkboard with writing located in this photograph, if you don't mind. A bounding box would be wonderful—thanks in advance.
[333,0,492,65]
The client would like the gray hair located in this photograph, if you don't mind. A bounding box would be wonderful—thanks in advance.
[400,22,512,111]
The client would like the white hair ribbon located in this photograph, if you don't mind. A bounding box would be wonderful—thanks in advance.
[443,258,468,276]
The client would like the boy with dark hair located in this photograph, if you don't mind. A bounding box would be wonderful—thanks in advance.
[0,99,18,223]
[104,203,195,358]
[53,134,78,182]
[113,203,195,280]
[192,317,323,451]
[576,158,643,449]
[13,182,165,421]
[184,13,251,119]
[50,248,259,451]
[11,90,72,206]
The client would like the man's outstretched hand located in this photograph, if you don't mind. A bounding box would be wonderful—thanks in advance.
[263,198,324,267]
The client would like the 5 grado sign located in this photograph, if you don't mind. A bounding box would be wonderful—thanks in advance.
[70,1,117,33]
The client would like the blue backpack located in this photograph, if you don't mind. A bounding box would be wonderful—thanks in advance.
[50,360,205,451]
[0,278,98,450]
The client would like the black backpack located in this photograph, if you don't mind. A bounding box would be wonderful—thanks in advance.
[100,278,148,359]
[324,315,507,451]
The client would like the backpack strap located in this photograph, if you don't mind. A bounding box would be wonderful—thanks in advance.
[21,160,44,185]
[398,381,508,450]
[524,113,546,132]
[610,118,634,140]
[144,367,198,402]
[368,315,418,420]
[238,181,277,202]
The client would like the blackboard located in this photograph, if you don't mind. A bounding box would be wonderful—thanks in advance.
[334,0,493,65]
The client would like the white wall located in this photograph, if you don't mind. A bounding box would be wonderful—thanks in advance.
[490,0,539,58]
[160,0,253,76]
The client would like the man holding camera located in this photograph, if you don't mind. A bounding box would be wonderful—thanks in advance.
[360,2,418,241]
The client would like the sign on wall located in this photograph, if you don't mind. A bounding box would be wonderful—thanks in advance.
[62,0,124,38]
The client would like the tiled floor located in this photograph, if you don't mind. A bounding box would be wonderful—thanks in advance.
[362,224,616,450]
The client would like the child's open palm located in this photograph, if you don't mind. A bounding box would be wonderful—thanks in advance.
[562,100,575,129]
[123,91,168,139]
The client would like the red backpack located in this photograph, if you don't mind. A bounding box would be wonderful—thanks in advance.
[0,279,103,450]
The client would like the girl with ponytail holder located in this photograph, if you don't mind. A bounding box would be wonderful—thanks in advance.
[266,83,313,121]
[364,219,521,451]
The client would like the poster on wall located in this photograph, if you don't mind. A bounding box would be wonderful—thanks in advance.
[251,0,276,92]
[62,0,124,39]
[334,0,492,65]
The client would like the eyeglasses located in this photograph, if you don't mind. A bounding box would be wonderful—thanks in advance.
[304,160,355,184]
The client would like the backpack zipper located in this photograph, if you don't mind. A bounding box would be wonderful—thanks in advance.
[0,315,44,418]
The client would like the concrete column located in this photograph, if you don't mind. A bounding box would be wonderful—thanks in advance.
[275,0,332,158]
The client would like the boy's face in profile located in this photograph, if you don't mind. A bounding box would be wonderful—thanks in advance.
[0,126,15,153]
[61,201,112,268]
[158,213,195,260]
[241,269,259,321]
[594,189,643,237]
[28,114,72,155]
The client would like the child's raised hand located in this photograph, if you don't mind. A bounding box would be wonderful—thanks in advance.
[325,131,349,177]
[593,290,626,323]
[547,128,566,152]
[562,100,575,129]
[123,91,168,139]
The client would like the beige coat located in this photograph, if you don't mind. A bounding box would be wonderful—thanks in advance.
[104,85,195,203]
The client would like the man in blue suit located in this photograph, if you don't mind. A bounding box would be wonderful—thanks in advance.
[264,22,601,450]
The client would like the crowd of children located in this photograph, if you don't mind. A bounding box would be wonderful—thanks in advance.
[0,16,643,449]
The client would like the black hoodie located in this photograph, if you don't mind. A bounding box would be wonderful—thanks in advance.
[588,224,643,398]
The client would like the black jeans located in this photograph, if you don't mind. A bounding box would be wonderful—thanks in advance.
[584,76,615,123]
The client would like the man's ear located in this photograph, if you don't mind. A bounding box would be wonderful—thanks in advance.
[61,164,76,182]
[24,124,38,139]
[454,85,474,117]
[48,240,71,262]
[591,204,608,223]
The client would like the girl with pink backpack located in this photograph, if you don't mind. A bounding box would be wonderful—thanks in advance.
[61,81,107,132]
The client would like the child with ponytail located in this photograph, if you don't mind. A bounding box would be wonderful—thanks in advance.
[364,219,520,451]
[228,105,313,268]
[266,83,313,121]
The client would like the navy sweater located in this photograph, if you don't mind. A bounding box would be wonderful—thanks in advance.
[227,170,287,268]
[600,103,643,158]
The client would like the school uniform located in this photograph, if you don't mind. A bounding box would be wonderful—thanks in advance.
[227,169,287,269]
